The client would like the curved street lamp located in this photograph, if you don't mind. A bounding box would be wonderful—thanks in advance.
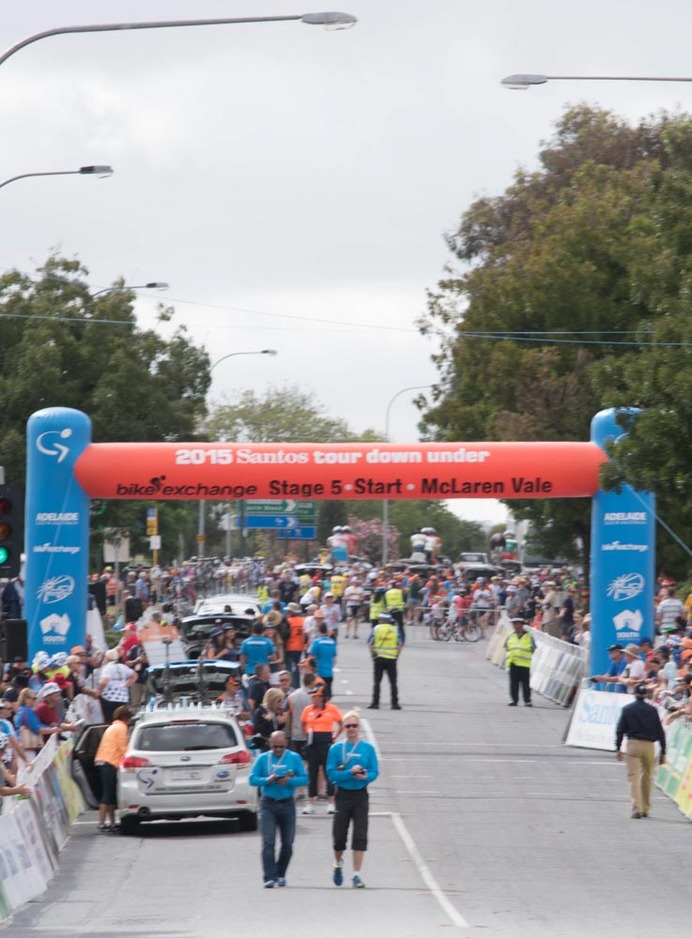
[501,73,692,90]
[0,12,357,69]
[382,384,433,565]
[0,165,113,190]
[91,282,169,298]
[210,348,278,372]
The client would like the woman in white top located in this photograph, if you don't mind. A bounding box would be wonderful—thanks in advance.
[98,648,137,723]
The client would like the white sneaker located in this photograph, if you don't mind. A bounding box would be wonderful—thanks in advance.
[302,804,315,815]
[327,804,336,815]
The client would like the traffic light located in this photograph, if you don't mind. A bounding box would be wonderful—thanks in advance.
[0,483,24,578]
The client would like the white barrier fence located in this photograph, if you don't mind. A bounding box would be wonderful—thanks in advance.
[0,736,85,924]
[487,613,589,707]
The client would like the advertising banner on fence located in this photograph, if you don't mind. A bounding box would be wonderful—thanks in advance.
[565,688,632,750]
[0,736,86,925]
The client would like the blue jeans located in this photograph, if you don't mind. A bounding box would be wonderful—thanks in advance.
[284,651,302,688]
[260,797,296,881]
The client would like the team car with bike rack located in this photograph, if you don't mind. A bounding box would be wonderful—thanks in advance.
[70,660,258,835]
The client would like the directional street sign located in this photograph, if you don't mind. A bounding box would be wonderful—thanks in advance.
[277,525,317,540]
[245,499,316,521]
[244,514,299,530]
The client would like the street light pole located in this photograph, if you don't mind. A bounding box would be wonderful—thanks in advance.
[210,348,278,372]
[199,349,280,563]
[0,165,113,190]
[381,384,433,566]
[501,73,692,90]
[0,12,357,69]
[91,282,169,298]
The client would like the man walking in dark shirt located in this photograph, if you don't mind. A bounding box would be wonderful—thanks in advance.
[615,683,666,819]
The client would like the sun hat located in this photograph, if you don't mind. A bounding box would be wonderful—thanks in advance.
[286,603,302,614]
[32,651,51,671]
[104,648,121,662]
[38,682,62,698]
[623,644,641,657]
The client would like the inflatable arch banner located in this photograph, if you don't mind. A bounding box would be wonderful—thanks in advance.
[24,407,654,675]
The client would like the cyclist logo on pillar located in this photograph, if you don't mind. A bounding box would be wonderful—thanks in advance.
[36,428,73,463]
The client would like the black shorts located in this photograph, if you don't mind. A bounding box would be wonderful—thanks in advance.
[97,762,118,806]
[332,787,369,852]
[289,739,306,759]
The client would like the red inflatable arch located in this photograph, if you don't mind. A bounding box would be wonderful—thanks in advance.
[74,440,606,500]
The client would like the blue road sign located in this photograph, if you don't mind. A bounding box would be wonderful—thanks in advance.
[245,514,299,530]
[277,525,317,540]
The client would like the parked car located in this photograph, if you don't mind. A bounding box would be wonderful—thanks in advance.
[455,562,504,582]
[70,661,258,835]
[458,551,490,565]
[180,612,255,660]
[192,593,261,616]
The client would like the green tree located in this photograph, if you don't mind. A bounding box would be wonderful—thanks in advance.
[0,256,210,564]
[419,106,692,575]
[203,385,379,559]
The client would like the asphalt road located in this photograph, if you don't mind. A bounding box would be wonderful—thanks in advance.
[5,626,689,937]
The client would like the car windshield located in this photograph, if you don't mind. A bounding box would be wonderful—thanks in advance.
[137,722,240,752]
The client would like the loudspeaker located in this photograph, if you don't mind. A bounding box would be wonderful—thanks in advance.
[0,618,28,663]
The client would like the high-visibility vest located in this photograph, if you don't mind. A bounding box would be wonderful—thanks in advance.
[385,587,405,612]
[505,630,535,668]
[372,623,399,659]
[285,616,306,652]
[369,598,386,622]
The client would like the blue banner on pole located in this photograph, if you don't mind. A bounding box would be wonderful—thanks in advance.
[589,409,655,677]
[25,408,91,661]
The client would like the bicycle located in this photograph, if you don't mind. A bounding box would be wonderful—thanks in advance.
[451,614,481,643]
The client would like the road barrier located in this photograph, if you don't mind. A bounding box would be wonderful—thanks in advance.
[560,681,692,820]
[655,718,692,818]
[0,735,85,925]
[487,614,588,707]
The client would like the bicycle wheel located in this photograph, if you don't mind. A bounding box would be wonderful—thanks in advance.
[452,621,464,642]
[463,621,481,643]
[439,620,453,642]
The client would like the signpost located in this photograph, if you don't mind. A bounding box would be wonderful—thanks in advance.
[245,515,301,530]
[277,525,316,540]
[245,499,316,521]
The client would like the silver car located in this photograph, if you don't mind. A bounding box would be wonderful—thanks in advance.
[117,705,258,835]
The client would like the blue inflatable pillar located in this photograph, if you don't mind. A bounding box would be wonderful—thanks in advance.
[25,408,92,661]
[590,409,655,676]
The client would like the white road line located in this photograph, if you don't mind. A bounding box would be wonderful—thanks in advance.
[390,774,432,778]
[390,811,469,929]
[361,717,468,929]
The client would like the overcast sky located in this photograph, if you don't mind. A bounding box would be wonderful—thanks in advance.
[2,1,691,528]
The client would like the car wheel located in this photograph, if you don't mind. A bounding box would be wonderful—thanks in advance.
[119,816,140,836]
[237,812,258,832]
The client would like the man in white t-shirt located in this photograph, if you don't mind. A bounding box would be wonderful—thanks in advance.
[656,587,685,631]
[619,644,646,693]
[343,580,364,639]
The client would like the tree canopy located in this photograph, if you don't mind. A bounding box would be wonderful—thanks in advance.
[419,106,692,576]
[0,256,210,565]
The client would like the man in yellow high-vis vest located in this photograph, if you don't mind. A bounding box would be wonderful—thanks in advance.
[367,613,402,710]
[504,616,536,707]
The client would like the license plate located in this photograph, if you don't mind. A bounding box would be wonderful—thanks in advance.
[171,769,202,782]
